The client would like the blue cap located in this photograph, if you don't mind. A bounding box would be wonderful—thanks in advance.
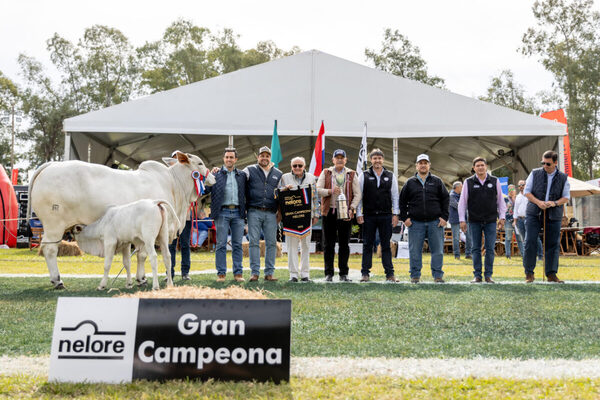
[333,149,346,158]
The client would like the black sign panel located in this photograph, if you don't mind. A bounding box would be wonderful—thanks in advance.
[279,186,312,237]
[132,299,291,382]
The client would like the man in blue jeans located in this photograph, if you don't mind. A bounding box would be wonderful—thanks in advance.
[523,150,570,283]
[399,154,449,283]
[243,146,283,282]
[458,157,506,283]
[514,179,543,260]
[449,181,472,260]
[208,148,247,282]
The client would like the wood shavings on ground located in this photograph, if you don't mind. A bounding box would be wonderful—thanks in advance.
[116,285,269,299]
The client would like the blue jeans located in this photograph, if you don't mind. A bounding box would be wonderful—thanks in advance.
[469,222,496,279]
[408,220,444,279]
[168,219,191,276]
[516,217,542,258]
[451,223,471,257]
[504,221,523,257]
[523,214,561,276]
[248,208,277,277]
[215,208,244,275]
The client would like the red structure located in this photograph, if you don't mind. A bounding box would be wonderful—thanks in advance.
[0,166,18,247]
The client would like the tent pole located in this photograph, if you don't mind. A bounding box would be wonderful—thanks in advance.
[393,138,398,180]
[63,130,71,161]
[229,135,233,147]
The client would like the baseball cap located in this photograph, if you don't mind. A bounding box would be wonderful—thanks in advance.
[333,149,346,158]
[258,146,271,155]
[416,154,430,163]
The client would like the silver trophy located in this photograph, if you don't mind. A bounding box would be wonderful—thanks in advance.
[335,173,349,220]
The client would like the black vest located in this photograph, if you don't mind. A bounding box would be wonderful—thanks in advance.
[246,165,282,211]
[526,167,568,220]
[362,167,393,216]
[466,174,498,223]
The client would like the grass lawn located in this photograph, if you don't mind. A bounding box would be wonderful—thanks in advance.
[2,375,600,399]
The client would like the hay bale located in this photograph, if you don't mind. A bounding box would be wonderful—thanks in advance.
[38,240,83,257]
[376,241,397,258]
[242,241,282,258]
[117,285,268,299]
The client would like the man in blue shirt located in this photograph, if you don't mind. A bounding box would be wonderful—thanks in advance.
[523,150,570,283]
[449,181,471,260]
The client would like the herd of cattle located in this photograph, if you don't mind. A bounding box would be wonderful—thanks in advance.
[28,151,216,290]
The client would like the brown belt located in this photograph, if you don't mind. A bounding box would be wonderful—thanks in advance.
[222,205,238,209]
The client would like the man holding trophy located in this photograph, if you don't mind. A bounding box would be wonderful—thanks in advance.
[317,149,362,282]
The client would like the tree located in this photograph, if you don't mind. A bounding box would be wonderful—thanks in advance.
[479,70,540,114]
[365,29,445,88]
[521,0,600,179]
[0,71,20,169]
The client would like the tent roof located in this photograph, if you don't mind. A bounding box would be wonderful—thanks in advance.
[63,50,566,185]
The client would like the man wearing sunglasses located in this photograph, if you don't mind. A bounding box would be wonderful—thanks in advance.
[279,157,320,282]
[523,150,570,283]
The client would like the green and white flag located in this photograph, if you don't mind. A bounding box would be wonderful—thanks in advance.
[271,120,282,168]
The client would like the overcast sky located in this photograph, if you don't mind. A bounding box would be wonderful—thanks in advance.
[2,0,596,99]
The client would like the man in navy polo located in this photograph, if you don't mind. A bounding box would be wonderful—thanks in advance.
[523,150,570,283]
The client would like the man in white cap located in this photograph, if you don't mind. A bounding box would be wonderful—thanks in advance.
[243,146,283,281]
[399,154,449,283]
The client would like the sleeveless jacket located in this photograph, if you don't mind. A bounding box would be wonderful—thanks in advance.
[525,167,568,221]
[246,164,282,212]
[466,174,498,224]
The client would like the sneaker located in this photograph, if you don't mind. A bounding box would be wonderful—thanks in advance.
[386,275,398,283]
[410,277,420,284]
[471,277,483,283]
[484,277,495,284]
[465,255,472,260]
[300,277,312,282]
[182,274,191,281]
[339,275,352,282]
[216,274,225,282]
[434,277,445,283]
[289,277,299,282]
[360,275,370,282]
[249,275,259,282]
[234,274,245,282]
[325,275,333,282]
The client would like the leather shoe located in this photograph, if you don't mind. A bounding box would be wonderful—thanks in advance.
[325,275,333,282]
[471,277,483,283]
[264,275,278,282]
[234,274,245,282]
[386,275,398,283]
[216,274,225,282]
[410,277,420,284]
[360,275,370,282]
[525,273,535,283]
[547,274,564,283]
[249,275,259,282]
[182,274,191,281]
[465,255,472,259]
[301,277,312,282]
[339,275,352,282]
[289,277,298,282]
[434,277,445,283]
[485,277,495,284]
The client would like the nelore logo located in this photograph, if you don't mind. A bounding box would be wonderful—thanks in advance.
[58,320,126,360]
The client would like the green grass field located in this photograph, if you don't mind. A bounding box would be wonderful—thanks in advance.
[1,249,600,398]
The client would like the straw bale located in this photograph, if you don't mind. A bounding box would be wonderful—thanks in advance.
[242,241,282,257]
[38,240,84,257]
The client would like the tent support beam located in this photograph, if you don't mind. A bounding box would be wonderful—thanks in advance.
[516,154,530,176]
[63,131,71,161]
[474,138,517,173]
[115,134,155,148]
[178,134,212,164]
[120,136,154,165]
[78,132,137,166]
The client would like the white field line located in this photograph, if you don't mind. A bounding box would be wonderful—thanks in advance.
[3,356,600,379]
[2,267,600,284]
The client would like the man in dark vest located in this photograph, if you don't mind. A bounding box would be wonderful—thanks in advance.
[399,154,449,283]
[458,157,506,283]
[316,149,362,282]
[523,150,570,283]
[357,149,399,282]
[243,146,283,282]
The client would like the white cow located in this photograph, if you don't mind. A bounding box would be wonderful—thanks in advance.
[28,151,215,289]
[72,199,180,291]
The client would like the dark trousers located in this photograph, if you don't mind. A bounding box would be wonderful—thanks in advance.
[524,214,561,276]
[323,208,351,276]
[361,214,393,277]
[168,219,191,277]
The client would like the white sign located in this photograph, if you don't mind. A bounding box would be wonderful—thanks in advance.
[49,297,139,383]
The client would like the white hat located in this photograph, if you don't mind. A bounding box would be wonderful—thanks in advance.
[416,154,430,163]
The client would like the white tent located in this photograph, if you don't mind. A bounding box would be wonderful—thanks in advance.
[63,50,566,185]
[569,177,600,198]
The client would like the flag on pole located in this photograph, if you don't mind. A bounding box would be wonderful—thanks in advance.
[357,122,368,174]
[309,121,325,176]
[270,120,282,168]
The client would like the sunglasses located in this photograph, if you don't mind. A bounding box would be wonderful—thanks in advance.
[292,164,304,168]
[540,161,553,167]
[518,184,525,187]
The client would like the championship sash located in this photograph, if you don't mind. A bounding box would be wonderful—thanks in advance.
[279,186,312,238]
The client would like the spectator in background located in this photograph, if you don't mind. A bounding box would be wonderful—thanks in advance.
[449,181,471,260]
[514,179,542,261]
[504,184,523,258]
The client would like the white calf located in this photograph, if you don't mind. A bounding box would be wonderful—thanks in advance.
[72,199,180,290]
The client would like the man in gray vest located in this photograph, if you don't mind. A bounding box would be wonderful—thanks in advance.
[243,146,283,281]
[357,149,399,282]
[523,150,570,283]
